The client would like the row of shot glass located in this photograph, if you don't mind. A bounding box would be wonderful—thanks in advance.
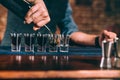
[10,33,69,52]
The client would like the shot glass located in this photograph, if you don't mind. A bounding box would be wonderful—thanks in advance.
[49,34,59,52]
[37,34,49,52]
[113,38,120,68]
[100,40,113,69]
[59,34,69,52]
[24,33,35,52]
[10,33,22,52]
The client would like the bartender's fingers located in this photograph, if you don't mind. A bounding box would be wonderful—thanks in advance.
[25,4,40,24]
[33,19,49,31]
[33,26,40,31]
[34,15,50,28]
[103,30,117,39]
[25,1,50,25]
[103,30,117,42]
[31,7,50,23]
[25,4,50,29]
[30,10,41,23]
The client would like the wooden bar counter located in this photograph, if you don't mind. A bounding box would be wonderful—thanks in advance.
[0,46,120,79]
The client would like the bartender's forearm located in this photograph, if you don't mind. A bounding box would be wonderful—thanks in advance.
[70,32,97,46]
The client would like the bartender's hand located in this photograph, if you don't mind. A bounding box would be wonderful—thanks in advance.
[99,30,117,46]
[25,0,50,31]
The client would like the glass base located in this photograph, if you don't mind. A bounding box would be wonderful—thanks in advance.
[100,57,112,69]
[113,57,120,68]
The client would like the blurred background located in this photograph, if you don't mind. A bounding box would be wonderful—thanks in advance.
[0,0,120,41]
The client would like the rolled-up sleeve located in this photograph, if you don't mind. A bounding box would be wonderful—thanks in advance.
[58,3,79,35]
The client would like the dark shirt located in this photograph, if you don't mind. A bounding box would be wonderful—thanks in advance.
[0,0,78,46]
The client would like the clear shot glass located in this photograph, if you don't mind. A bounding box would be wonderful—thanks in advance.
[24,33,35,52]
[59,34,70,52]
[37,34,49,52]
[100,40,113,69]
[10,33,22,52]
[37,33,44,52]
[49,34,59,52]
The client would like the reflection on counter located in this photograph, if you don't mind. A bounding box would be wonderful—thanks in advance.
[0,55,101,70]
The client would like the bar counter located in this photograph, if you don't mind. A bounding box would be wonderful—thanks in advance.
[0,46,120,79]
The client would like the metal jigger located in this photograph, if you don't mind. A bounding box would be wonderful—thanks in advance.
[113,38,120,68]
[100,40,113,69]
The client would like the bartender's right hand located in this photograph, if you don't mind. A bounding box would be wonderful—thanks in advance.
[24,0,50,31]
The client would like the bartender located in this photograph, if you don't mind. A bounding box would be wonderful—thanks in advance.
[0,0,117,47]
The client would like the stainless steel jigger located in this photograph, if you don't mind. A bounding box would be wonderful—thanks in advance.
[114,38,120,68]
[100,40,113,69]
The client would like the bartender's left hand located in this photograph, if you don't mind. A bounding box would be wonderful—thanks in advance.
[99,30,117,46]
[25,0,50,31]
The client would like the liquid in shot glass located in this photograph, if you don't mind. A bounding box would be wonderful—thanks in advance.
[10,33,22,52]
[24,33,35,52]
[37,33,44,52]
[59,34,69,52]
[37,34,49,52]
[49,34,59,52]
